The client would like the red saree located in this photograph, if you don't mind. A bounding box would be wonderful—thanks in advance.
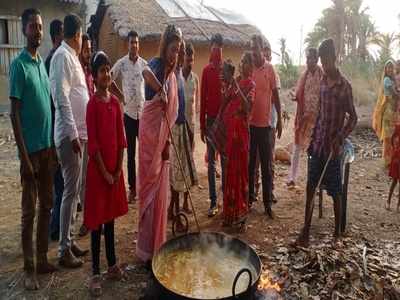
[223,78,255,225]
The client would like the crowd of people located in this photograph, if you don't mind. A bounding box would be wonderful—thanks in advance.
[9,8,360,296]
[373,59,400,211]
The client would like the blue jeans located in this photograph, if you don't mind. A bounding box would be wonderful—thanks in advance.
[50,166,64,238]
[206,118,225,208]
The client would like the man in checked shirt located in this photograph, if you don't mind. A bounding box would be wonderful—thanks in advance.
[295,39,358,248]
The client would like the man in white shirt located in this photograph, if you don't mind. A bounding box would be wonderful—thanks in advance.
[50,14,89,268]
[111,30,147,202]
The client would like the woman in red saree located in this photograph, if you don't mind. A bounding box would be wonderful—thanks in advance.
[136,25,182,263]
[220,55,255,228]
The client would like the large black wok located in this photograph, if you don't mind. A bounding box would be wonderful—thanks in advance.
[152,232,262,300]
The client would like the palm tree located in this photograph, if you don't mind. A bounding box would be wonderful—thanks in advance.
[357,13,378,62]
[344,0,364,56]
[331,0,346,62]
[306,0,379,62]
[305,10,330,48]
[373,32,398,65]
[279,38,289,66]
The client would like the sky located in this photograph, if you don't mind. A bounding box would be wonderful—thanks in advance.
[202,0,400,64]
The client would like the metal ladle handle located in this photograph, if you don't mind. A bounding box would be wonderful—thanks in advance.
[232,268,252,299]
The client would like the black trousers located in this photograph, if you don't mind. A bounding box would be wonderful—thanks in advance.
[124,114,139,191]
[249,126,273,207]
[91,220,116,275]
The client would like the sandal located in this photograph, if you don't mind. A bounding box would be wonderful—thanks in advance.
[290,236,310,249]
[106,264,124,281]
[89,275,102,297]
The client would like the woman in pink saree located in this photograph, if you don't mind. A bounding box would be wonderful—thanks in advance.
[136,25,182,263]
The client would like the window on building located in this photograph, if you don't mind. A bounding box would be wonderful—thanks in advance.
[0,19,9,44]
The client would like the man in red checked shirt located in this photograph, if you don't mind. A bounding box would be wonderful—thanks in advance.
[200,34,224,217]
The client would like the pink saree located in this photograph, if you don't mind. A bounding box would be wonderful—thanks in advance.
[136,72,178,262]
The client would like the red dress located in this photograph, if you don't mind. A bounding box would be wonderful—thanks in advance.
[84,94,128,230]
[222,78,255,225]
[389,148,400,180]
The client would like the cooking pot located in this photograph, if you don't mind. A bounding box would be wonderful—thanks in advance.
[152,231,262,300]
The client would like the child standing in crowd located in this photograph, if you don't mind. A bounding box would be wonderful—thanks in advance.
[387,124,400,212]
[84,51,128,296]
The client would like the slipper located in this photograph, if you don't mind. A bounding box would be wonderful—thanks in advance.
[89,275,102,297]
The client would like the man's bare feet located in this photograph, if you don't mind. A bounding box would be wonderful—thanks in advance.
[24,272,39,290]
[385,201,391,211]
[36,261,58,274]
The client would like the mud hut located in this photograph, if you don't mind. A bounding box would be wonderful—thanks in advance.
[89,0,264,77]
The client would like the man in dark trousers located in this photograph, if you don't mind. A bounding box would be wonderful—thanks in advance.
[248,35,282,219]
[295,39,357,247]
[111,30,147,203]
[200,34,225,217]
[45,19,64,242]
[9,8,57,290]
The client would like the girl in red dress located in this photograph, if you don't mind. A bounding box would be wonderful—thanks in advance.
[221,54,255,230]
[387,124,400,212]
[84,52,128,296]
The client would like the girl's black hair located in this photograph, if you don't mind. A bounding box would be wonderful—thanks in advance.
[223,59,235,77]
[91,51,111,78]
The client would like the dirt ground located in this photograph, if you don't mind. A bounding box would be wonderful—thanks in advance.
[0,102,399,299]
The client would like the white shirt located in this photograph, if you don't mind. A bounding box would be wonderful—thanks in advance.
[111,55,147,120]
[270,66,281,128]
[50,41,89,147]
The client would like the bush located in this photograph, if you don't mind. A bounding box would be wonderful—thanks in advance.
[277,63,300,89]
[340,57,379,106]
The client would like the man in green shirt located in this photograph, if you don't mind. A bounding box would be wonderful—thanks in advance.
[9,8,57,290]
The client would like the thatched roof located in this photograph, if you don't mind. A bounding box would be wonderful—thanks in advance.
[101,0,263,47]
[59,0,81,3]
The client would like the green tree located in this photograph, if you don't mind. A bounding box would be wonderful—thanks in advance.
[305,0,378,63]
[279,38,290,66]
[277,38,299,89]
[374,32,398,66]
[357,12,378,61]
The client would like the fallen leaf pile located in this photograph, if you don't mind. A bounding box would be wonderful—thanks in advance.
[258,233,400,300]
